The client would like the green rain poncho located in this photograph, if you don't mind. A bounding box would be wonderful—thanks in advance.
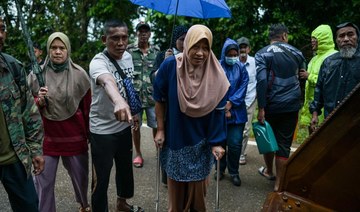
[300,25,337,126]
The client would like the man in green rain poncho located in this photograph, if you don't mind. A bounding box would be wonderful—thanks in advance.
[299,25,337,135]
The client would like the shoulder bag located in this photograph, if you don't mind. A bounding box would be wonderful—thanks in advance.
[104,51,142,115]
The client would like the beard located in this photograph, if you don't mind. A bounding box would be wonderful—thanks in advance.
[339,46,357,58]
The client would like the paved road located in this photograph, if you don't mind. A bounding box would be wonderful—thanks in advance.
[0,126,290,212]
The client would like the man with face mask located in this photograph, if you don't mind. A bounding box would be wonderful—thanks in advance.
[216,38,249,186]
[310,22,360,131]
[237,37,257,165]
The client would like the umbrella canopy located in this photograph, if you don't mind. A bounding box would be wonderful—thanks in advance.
[130,0,231,19]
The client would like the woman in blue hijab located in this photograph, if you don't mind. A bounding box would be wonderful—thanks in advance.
[216,38,249,186]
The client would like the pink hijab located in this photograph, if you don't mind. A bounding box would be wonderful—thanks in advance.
[176,25,229,117]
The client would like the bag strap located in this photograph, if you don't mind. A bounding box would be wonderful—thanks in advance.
[103,51,127,79]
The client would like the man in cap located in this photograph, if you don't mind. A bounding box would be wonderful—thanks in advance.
[310,22,360,130]
[237,37,257,165]
[127,22,159,168]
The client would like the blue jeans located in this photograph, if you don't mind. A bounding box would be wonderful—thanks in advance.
[0,161,39,212]
[137,106,157,128]
[220,124,245,176]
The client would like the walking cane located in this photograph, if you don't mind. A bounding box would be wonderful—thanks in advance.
[215,154,220,212]
[155,146,161,212]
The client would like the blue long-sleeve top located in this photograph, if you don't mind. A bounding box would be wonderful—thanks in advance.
[220,38,249,124]
[153,56,227,181]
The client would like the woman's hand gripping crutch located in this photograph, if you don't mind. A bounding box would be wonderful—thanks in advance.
[212,146,225,212]
[154,130,164,212]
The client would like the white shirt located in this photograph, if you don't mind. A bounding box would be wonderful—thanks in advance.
[89,50,134,134]
[242,55,257,107]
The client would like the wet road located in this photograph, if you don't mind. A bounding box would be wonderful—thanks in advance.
[0,126,286,212]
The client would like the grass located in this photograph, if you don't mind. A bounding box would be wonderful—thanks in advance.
[294,124,309,144]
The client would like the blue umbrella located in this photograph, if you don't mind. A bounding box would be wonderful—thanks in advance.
[130,0,231,48]
[130,0,231,19]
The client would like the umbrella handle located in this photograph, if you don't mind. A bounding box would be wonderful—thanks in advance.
[168,0,180,49]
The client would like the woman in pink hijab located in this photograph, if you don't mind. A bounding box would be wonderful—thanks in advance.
[153,24,229,211]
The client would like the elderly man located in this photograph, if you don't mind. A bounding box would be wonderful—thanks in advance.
[310,22,360,130]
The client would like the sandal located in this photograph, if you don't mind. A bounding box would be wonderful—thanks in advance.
[130,205,144,212]
[117,205,144,212]
[133,156,144,168]
[78,206,91,212]
[258,166,276,181]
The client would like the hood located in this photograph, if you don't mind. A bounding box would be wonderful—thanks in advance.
[311,25,335,55]
[335,22,360,54]
[220,38,239,61]
[335,22,360,39]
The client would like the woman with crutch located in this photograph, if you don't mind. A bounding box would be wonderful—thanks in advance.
[153,24,228,212]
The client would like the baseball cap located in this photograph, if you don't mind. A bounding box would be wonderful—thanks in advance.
[136,22,150,31]
[237,37,250,46]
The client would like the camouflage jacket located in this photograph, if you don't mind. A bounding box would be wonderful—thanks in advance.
[127,43,159,107]
[0,53,43,177]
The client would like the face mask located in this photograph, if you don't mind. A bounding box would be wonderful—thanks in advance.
[225,56,239,66]
[173,48,180,55]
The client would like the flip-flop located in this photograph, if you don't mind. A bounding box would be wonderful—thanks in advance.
[129,205,144,212]
[258,166,276,181]
[133,156,143,168]
[117,205,144,212]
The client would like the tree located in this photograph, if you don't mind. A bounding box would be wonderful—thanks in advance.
[1,0,360,67]
[1,0,138,68]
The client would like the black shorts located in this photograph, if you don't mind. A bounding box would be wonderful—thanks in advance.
[266,111,298,158]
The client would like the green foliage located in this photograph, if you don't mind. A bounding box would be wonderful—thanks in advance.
[1,0,360,68]
[0,0,137,69]
[295,124,309,144]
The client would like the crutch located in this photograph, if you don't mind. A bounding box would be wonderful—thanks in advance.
[155,146,161,212]
[215,154,220,212]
